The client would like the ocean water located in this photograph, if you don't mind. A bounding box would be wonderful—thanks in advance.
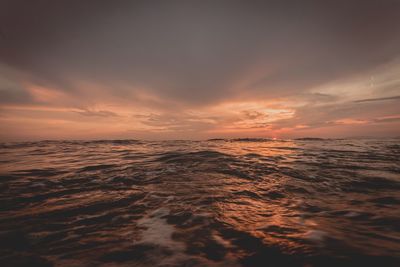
[0,139,399,267]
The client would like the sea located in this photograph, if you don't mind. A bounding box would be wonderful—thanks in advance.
[0,138,399,267]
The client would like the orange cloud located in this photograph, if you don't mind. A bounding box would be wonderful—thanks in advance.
[334,118,368,125]
[26,85,68,103]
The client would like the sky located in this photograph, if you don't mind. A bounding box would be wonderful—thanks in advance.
[1,0,399,141]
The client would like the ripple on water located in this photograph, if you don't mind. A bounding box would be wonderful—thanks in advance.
[0,139,399,266]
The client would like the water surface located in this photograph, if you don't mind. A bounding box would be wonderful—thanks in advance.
[0,139,399,266]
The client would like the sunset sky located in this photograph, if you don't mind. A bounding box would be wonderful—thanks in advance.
[1,0,399,141]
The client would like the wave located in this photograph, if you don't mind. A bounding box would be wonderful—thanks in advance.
[294,137,326,141]
[0,139,399,266]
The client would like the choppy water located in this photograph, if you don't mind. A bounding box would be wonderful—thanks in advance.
[0,139,399,267]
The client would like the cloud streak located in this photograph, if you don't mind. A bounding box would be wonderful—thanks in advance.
[74,109,119,118]
[354,95,400,103]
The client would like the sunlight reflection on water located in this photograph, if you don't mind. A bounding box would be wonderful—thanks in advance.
[0,139,399,266]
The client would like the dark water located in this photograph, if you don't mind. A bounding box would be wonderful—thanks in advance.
[0,139,399,267]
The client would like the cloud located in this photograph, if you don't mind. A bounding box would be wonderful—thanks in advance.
[0,1,399,140]
[0,87,33,104]
[2,1,400,104]
[373,115,400,123]
[136,112,218,132]
[74,109,119,118]
[242,110,268,120]
[354,95,400,103]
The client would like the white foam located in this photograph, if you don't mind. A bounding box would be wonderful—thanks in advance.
[305,230,327,243]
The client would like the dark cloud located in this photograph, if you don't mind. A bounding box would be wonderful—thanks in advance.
[0,87,32,104]
[354,95,400,103]
[1,0,400,105]
[242,110,267,120]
